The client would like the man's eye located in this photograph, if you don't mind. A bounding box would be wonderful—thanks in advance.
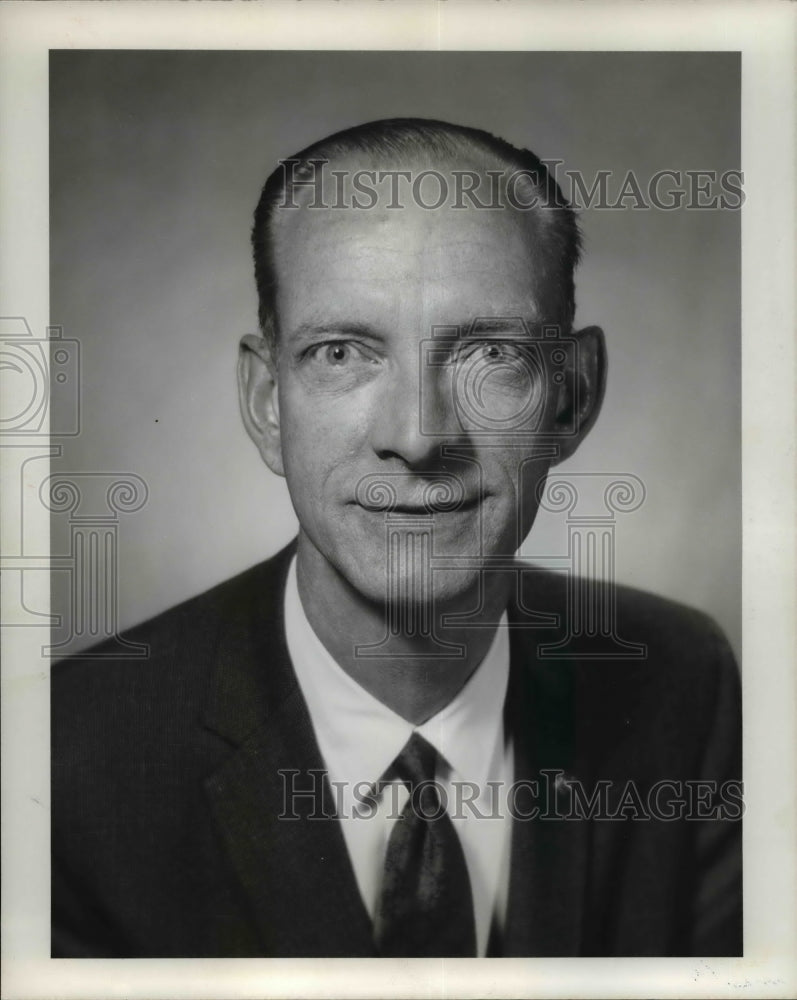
[457,341,525,363]
[481,343,512,361]
[324,343,352,366]
[306,342,370,367]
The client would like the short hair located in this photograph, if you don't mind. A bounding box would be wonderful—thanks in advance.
[251,117,581,345]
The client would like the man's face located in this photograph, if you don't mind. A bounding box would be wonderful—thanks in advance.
[247,164,575,610]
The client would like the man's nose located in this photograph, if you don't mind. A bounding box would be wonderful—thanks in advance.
[369,356,463,467]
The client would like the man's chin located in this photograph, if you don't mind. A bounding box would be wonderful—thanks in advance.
[336,558,496,621]
[303,512,515,615]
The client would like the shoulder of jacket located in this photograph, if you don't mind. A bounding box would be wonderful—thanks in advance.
[50,539,296,691]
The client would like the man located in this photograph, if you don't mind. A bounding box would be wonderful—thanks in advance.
[51,118,742,958]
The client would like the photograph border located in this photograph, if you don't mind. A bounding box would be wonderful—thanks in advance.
[1,2,795,998]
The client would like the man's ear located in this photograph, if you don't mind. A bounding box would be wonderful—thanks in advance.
[238,333,285,477]
[551,325,607,465]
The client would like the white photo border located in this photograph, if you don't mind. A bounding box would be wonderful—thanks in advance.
[1,1,795,997]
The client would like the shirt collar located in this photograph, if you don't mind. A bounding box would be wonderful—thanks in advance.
[284,555,509,794]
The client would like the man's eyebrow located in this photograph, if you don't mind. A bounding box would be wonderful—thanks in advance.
[453,318,542,337]
[286,315,545,342]
[287,320,381,341]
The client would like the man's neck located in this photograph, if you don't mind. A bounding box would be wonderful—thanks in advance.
[294,537,512,725]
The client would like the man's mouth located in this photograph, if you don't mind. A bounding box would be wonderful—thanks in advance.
[355,493,483,515]
[351,473,485,515]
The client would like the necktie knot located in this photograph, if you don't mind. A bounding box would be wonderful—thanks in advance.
[388,731,438,789]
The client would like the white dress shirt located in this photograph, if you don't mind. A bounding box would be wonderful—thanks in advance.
[284,556,514,956]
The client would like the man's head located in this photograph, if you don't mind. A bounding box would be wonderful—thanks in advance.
[239,118,605,610]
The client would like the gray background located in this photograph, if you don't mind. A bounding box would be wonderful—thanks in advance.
[50,50,741,658]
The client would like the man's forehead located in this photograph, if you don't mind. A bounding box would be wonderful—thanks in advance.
[273,224,550,338]
[274,187,549,275]
[282,215,536,278]
[268,150,563,325]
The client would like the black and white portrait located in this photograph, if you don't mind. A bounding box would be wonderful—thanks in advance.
[2,6,794,994]
[47,50,743,959]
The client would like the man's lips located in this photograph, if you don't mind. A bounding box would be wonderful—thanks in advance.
[351,472,485,515]
[353,493,483,514]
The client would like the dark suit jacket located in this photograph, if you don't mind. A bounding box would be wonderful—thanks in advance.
[51,541,742,957]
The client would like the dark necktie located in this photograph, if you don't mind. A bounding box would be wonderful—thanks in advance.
[373,731,477,957]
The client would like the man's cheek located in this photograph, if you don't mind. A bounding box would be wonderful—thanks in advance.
[477,455,524,496]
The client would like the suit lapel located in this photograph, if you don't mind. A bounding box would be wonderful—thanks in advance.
[502,622,590,956]
[203,689,375,956]
[200,544,375,957]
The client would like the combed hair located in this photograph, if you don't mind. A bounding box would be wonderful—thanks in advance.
[251,118,582,344]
